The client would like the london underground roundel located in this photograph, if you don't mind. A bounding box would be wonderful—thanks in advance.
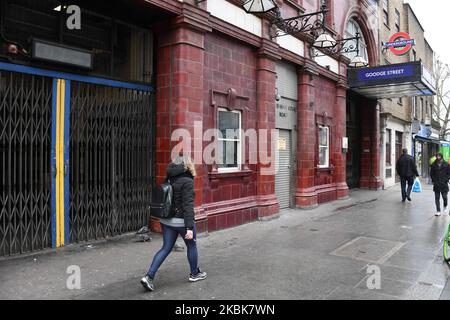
[387,32,415,56]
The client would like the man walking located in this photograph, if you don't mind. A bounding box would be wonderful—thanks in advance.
[430,152,450,216]
[396,149,419,203]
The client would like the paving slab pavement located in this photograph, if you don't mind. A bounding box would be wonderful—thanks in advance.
[1,183,449,300]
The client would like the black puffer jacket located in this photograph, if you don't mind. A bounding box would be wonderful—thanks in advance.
[396,154,419,178]
[430,160,450,192]
[167,163,195,230]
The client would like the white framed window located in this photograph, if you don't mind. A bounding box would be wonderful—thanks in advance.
[217,108,242,172]
[318,125,330,168]
[344,19,368,62]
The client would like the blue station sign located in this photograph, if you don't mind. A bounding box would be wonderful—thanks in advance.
[348,61,436,99]
[358,65,414,81]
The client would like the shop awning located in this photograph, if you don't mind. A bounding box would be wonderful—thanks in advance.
[348,61,436,99]
[414,135,440,145]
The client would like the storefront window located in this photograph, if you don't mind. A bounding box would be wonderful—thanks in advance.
[318,126,329,168]
[218,109,241,171]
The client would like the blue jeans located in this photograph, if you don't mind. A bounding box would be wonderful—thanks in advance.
[147,223,199,279]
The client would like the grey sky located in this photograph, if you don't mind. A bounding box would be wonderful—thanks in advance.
[404,0,449,64]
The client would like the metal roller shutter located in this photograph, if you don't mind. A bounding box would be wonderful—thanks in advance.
[276,62,298,101]
[275,129,292,209]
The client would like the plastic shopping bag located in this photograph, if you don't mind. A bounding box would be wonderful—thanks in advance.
[412,178,422,193]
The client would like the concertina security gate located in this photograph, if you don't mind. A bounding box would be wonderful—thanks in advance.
[69,82,153,243]
[0,70,53,256]
[0,62,154,256]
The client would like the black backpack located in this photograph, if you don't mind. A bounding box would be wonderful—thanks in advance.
[149,180,175,219]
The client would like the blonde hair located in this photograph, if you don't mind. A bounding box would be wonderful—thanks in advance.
[174,155,197,177]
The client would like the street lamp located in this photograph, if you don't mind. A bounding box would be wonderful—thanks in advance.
[349,55,368,68]
[243,0,278,13]
[242,1,368,68]
[242,1,328,39]
[312,32,368,67]
[313,33,337,49]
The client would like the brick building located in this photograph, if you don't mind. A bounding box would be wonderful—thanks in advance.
[151,0,383,234]
[378,0,437,188]
[0,0,435,256]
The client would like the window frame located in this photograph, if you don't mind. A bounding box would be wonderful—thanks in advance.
[318,125,330,168]
[344,19,368,62]
[382,0,389,26]
[394,9,401,32]
[217,107,242,173]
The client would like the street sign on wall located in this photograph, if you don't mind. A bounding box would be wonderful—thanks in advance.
[357,65,414,81]
[383,32,416,56]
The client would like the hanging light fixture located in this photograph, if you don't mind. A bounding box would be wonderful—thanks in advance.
[349,55,369,68]
[242,1,328,38]
[242,0,278,13]
[241,2,367,68]
[313,33,337,49]
[312,32,368,67]
[348,32,368,68]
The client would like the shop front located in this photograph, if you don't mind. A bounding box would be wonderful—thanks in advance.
[0,0,176,256]
[413,124,440,178]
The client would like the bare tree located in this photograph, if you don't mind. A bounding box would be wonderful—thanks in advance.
[433,57,450,140]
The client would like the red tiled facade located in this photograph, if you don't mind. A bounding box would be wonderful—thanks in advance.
[148,0,381,233]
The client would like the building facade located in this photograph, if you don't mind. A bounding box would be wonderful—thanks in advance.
[406,6,439,179]
[378,0,437,188]
[3,0,436,257]
[152,0,382,234]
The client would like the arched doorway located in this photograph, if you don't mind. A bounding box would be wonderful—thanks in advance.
[345,18,380,189]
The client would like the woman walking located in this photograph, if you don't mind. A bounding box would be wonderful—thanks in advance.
[140,156,206,291]
[430,152,450,216]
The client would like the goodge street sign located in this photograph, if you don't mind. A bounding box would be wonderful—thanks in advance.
[383,32,415,56]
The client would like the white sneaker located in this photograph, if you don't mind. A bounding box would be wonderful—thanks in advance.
[436,211,442,216]
[444,207,448,214]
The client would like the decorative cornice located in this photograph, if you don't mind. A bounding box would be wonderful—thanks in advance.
[283,0,307,14]
[336,75,349,90]
[316,112,333,126]
[173,2,213,33]
[301,61,319,77]
[258,38,281,61]
[144,0,182,15]
[210,88,250,111]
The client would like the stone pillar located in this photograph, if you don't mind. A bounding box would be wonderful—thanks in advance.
[256,39,280,219]
[296,66,319,208]
[334,80,349,199]
[150,5,211,232]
